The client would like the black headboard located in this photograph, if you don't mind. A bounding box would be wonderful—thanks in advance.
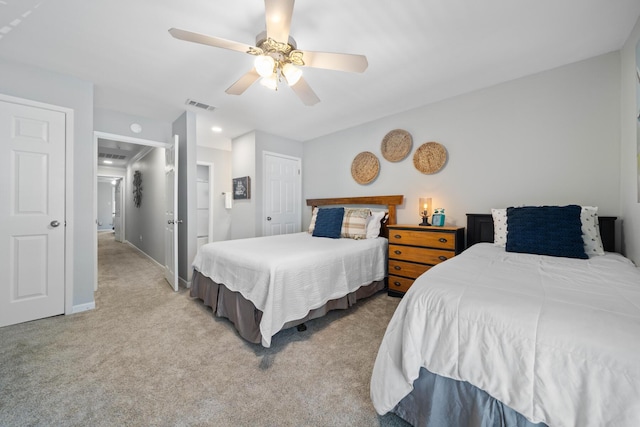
[466,213,617,252]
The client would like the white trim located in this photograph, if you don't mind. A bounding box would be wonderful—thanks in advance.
[72,302,95,314]
[197,161,215,244]
[94,131,172,148]
[0,93,77,317]
[179,277,191,289]
[125,240,165,270]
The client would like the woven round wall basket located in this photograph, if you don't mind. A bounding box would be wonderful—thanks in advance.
[351,151,380,185]
[413,142,447,174]
[381,129,412,162]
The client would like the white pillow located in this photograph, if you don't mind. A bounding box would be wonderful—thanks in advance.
[581,206,605,256]
[366,210,387,239]
[491,206,605,256]
[491,208,507,247]
[308,207,318,234]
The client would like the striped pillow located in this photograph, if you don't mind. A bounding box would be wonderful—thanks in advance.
[341,208,371,239]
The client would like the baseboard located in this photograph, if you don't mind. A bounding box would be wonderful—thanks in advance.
[125,240,164,269]
[180,277,191,289]
[72,301,95,314]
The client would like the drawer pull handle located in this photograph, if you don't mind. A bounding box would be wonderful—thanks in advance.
[393,281,402,287]
[439,238,448,243]
[394,234,402,239]
[394,265,401,270]
[438,255,448,261]
[394,250,402,255]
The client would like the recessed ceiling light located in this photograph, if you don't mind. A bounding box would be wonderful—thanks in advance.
[130,123,142,134]
[103,160,113,164]
[211,126,222,133]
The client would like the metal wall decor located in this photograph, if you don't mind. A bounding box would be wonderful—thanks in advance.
[133,170,143,207]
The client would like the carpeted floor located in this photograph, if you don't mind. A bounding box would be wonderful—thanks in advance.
[0,231,410,426]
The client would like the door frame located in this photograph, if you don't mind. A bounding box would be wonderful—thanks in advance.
[197,161,215,244]
[0,93,75,316]
[262,151,302,236]
[93,131,172,292]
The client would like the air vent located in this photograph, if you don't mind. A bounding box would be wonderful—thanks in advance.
[98,153,127,160]
[185,99,216,111]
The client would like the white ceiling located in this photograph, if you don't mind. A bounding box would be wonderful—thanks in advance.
[1,0,639,143]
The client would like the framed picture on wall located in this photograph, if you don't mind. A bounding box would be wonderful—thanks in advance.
[233,176,250,200]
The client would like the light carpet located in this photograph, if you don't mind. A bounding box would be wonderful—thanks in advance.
[0,232,410,426]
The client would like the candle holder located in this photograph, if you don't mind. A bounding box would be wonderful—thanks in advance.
[418,197,432,226]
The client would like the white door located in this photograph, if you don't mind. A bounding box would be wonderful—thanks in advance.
[0,99,66,327]
[113,179,123,242]
[164,135,179,291]
[264,152,301,236]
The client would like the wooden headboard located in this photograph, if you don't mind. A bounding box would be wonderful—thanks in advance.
[306,195,404,237]
[466,213,617,252]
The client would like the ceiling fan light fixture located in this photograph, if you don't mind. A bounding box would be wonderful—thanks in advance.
[260,74,278,91]
[282,62,302,86]
[255,55,275,77]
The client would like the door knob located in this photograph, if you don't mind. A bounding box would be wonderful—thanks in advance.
[50,220,60,227]
[175,219,183,224]
[167,220,174,225]
[267,217,272,221]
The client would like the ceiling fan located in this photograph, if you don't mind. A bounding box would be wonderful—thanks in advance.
[169,0,368,106]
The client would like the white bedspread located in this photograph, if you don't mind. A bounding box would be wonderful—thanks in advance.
[193,232,387,347]
[371,243,640,427]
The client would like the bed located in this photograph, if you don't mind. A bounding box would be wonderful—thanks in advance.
[371,207,640,427]
[191,195,403,347]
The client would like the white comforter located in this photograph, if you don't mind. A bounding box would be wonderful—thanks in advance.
[371,243,640,427]
[193,232,387,347]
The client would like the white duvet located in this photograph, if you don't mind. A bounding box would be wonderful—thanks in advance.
[192,232,387,347]
[371,243,640,427]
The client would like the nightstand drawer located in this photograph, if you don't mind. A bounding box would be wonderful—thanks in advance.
[388,275,414,293]
[388,259,431,279]
[388,229,456,250]
[389,244,454,265]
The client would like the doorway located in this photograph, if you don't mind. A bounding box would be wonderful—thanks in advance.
[93,131,172,292]
[196,162,215,252]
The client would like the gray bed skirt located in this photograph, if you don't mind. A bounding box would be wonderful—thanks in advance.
[190,270,386,345]
[392,367,548,427]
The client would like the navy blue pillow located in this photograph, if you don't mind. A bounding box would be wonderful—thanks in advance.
[505,205,587,259]
[312,207,344,239]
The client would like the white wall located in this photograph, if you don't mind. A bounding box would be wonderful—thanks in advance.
[231,132,257,239]
[97,182,113,230]
[0,59,95,307]
[174,111,198,284]
[254,131,304,236]
[94,108,172,143]
[230,131,304,239]
[303,52,623,251]
[125,147,166,264]
[620,15,640,265]
[197,145,233,242]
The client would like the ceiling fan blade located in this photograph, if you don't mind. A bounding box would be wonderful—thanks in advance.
[169,28,253,54]
[299,50,368,73]
[290,77,320,106]
[264,0,295,42]
[226,68,261,95]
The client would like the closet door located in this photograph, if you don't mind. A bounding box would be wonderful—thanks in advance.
[0,99,66,327]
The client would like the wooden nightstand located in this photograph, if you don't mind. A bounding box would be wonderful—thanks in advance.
[387,224,465,297]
